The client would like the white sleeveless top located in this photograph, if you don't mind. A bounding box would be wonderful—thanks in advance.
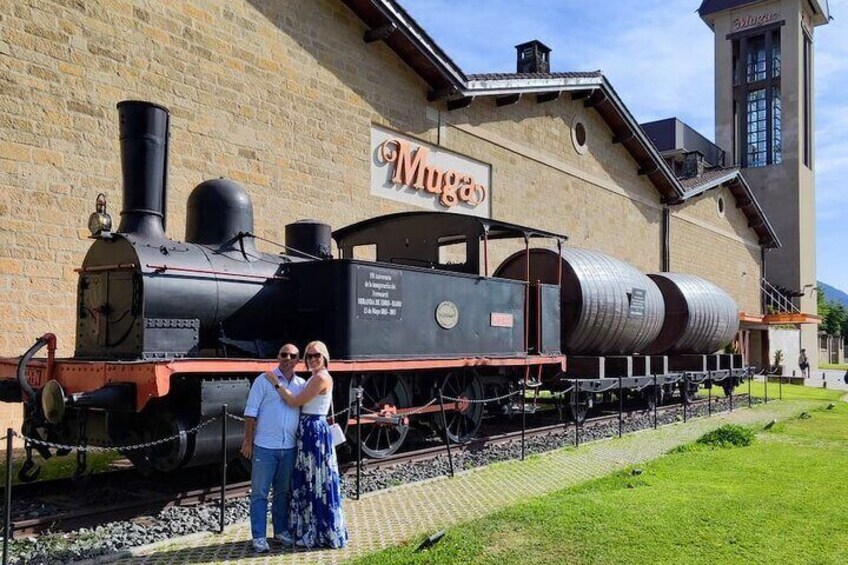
[301,370,332,416]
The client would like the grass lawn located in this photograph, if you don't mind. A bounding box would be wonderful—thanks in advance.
[349,399,848,565]
[821,363,848,371]
[0,450,122,485]
[707,380,843,401]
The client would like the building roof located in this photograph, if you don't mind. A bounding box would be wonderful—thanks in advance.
[677,166,781,249]
[640,117,726,168]
[698,0,831,27]
[340,0,780,249]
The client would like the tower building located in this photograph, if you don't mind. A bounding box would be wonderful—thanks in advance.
[699,0,830,364]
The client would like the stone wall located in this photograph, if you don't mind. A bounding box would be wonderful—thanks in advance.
[0,0,767,437]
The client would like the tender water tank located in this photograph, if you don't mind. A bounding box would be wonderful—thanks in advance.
[494,248,664,355]
[645,273,739,354]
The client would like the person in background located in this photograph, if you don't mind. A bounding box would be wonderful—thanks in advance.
[798,349,811,379]
[241,343,305,553]
[266,340,348,549]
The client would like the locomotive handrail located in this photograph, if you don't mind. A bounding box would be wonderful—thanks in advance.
[145,264,289,281]
[16,334,55,398]
[74,263,137,273]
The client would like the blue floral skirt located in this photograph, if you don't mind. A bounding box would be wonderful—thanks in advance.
[288,415,348,549]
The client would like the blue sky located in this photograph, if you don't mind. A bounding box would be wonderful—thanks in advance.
[403,1,848,293]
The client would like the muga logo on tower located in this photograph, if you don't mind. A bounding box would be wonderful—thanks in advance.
[371,126,491,218]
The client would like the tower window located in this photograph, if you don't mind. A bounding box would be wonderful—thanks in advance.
[733,26,782,167]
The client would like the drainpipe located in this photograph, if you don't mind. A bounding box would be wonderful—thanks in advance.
[661,206,670,272]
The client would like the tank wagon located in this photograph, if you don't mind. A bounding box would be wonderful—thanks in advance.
[0,101,746,480]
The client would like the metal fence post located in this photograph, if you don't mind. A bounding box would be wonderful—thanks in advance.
[573,380,580,448]
[4,429,13,565]
[708,376,712,416]
[748,372,752,408]
[219,405,228,534]
[683,374,688,423]
[520,378,526,461]
[653,375,658,429]
[437,389,454,477]
[765,373,769,404]
[729,379,734,412]
[618,376,623,438]
[355,389,362,500]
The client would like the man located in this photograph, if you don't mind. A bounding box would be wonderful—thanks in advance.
[798,349,810,379]
[241,344,305,553]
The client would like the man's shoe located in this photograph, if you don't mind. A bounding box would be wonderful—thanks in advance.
[252,538,270,553]
[275,532,294,545]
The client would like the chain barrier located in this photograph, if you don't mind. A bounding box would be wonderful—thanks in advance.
[442,389,523,404]
[403,398,438,416]
[548,385,575,399]
[10,417,219,453]
[225,412,246,423]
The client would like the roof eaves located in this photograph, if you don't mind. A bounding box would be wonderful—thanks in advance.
[677,169,780,249]
[680,171,740,198]
[462,75,604,97]
[370,0,468,87]
[596,76,685,202]
[731,172,781,249]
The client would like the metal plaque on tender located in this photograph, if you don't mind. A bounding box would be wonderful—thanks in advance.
[356,266,403,321]
[435,301,459,329]
[629,288,646,319]
[490,312,514,328]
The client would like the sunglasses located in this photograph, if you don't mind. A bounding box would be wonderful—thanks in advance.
[304,353,323,360]
[278,353,299,360]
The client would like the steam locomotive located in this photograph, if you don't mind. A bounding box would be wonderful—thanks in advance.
[0,101,745,480]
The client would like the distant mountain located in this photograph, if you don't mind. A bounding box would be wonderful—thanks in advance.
[819,281,848,309]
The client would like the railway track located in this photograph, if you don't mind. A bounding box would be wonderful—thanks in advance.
[7,394,747,537]
[340,394,744,473]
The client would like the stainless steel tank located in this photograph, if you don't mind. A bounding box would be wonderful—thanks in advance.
[645,273,739,354]
[494,248,664,355]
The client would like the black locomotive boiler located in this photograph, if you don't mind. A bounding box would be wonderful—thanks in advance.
[0,100,746,479]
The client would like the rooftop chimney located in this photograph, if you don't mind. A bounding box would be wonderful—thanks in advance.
[515,40,551,74]
[683,151,705,179]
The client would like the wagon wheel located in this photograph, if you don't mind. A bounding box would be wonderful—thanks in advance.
[680,380,699,403]
[643,385,665,411]
[437,370,484,444]
[351,373,411,459]
[569,390,591,425]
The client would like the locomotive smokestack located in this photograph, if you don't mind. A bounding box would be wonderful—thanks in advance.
[116,100,169,238]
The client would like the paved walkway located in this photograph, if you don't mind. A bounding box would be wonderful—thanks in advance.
[115,400,822,565]
[805,369,848,391]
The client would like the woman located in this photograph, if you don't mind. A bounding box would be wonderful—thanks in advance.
[266,340,348,549]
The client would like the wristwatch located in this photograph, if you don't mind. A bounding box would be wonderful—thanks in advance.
[274,382,282,390]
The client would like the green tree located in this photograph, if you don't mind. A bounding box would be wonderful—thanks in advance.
[817,284,830,317]
[822,301,848,338]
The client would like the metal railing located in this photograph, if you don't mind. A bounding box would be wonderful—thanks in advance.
[761,278,802,315]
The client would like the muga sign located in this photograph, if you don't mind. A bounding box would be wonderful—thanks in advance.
[371,126,491,218]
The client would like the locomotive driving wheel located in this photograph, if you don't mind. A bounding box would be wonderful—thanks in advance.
[437,370,484,444]
[124,410,190,473]
[351,373,411,459]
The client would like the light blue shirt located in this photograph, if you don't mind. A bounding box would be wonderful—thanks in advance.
[244,367,305,450]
